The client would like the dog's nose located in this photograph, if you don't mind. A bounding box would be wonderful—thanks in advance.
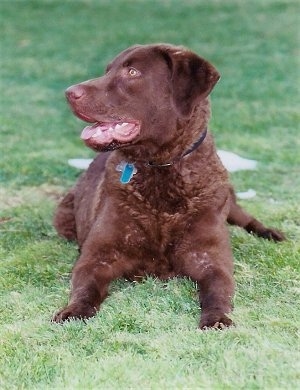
[65,85,85,101]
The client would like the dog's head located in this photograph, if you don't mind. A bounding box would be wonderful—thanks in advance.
[65,44,220,156]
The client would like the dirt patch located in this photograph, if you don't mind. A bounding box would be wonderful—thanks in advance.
[0,184,66,210]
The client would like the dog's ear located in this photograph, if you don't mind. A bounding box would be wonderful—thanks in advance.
[160,46,220,117]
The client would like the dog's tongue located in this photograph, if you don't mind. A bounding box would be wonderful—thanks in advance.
[81,122,138,144]
[81,123,111,141]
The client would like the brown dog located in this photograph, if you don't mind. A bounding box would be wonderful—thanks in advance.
[53,44,284,329]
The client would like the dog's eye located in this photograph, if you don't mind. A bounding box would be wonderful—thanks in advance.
[128,68,140,77]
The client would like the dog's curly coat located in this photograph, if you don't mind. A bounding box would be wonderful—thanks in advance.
[53,44,284,329]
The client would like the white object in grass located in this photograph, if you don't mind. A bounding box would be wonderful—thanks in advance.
[217,150,257,172]
[236,189,256,199]
[68,158,93,170]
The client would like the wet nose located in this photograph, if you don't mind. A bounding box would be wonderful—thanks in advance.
[65,84,86,101]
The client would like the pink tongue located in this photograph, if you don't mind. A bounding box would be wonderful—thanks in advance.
[80,123,108,141]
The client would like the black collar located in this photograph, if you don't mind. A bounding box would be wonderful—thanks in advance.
[146,128,207,167]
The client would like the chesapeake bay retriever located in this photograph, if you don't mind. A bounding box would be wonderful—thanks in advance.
[53,44,284,329]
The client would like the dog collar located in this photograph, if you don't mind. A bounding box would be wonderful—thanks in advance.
[116,128,207,183]
[146,128,207,167]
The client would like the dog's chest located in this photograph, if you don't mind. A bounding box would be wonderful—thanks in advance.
[128,168,189,214]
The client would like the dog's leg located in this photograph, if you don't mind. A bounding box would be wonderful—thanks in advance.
[181,255,234,330]
[52,248,138,323]
[197,268,234,330]
[227,188,285,241]
[174,219,235,329]
[53,189,77,241]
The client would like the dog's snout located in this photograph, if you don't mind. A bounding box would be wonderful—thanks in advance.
[65,85,85,101]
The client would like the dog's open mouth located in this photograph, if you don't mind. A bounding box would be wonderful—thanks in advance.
[80,121,141,151]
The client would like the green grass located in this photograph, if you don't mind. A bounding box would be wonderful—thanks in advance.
[0,0,299,388]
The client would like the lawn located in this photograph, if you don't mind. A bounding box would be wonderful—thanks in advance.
[0,0,299,389]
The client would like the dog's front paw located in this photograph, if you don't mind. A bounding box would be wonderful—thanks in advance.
[200,311,233,330]
[52,303,96,323]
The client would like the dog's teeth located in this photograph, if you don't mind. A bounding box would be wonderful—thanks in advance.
[108,126,114,132]
[115,122,130,131]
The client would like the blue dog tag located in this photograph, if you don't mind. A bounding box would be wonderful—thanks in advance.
[116,162,137,184]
